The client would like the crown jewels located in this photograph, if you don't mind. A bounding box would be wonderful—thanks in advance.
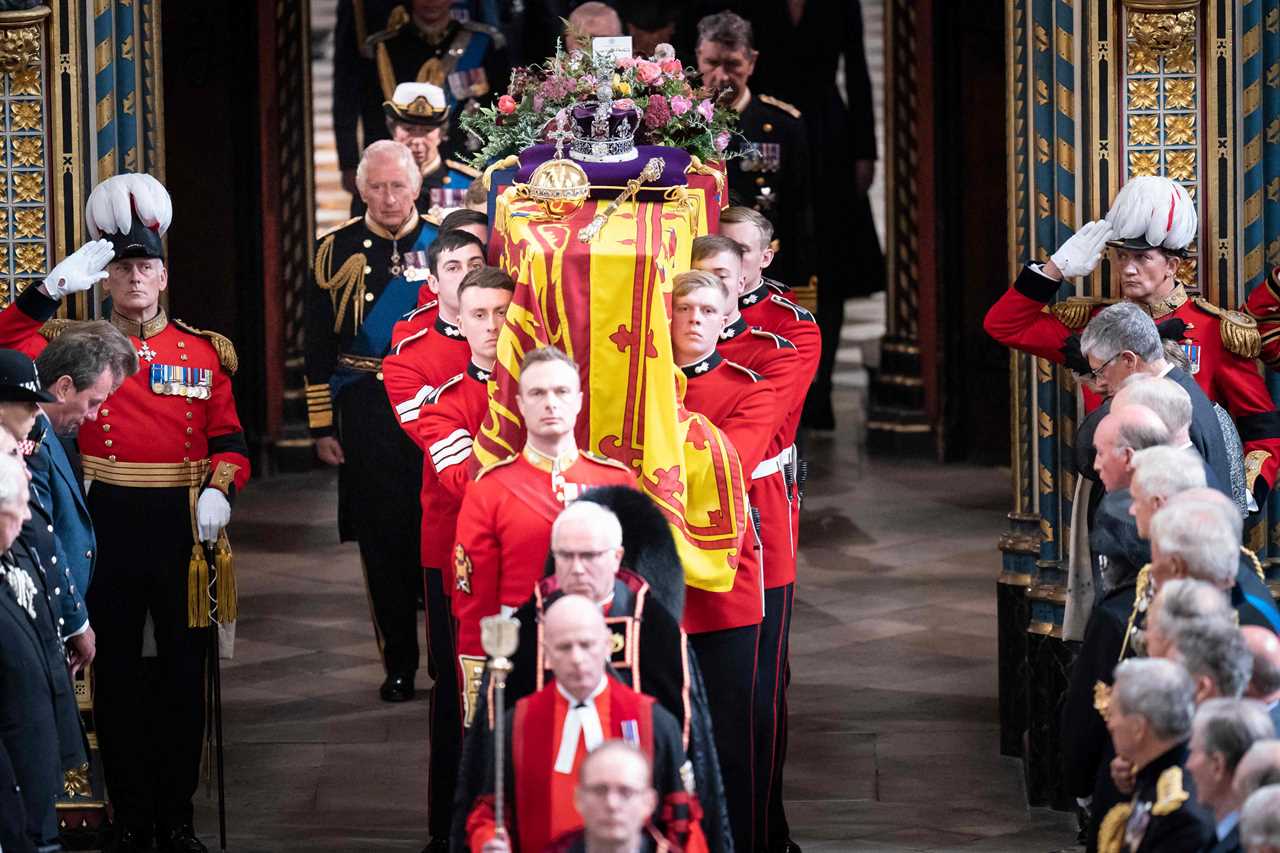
[569,85,641,163]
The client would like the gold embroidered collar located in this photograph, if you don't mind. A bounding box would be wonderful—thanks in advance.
[1140,285,1187,320]
[111,306,168,339]
[363,211,420,241]
[523,444,579,473]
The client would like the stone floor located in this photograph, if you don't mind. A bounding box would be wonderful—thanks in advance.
[178,365,1076,852]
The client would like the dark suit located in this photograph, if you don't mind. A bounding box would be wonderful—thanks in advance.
[1202,823,1242,853]
[27,415,95,637]
[0,740,35,853]
[0,549,70,848]
[1165,366,1235,500]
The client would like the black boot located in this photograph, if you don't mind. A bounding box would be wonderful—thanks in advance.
[160,824,208,853]
[104,824,153,853]
[380,672,416,702]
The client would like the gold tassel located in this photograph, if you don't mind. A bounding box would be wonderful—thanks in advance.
[188,544,210,628]
[215,533,237,623]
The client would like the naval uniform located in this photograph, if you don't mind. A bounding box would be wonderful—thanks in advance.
[984,267,1280,504]
[306,212,434,682]
[419,156,480,213]
[368,10,510,160]
[1096,743,1213,853]
[680,350,779,853]
[451,447,635,726]
[727,92,817,292]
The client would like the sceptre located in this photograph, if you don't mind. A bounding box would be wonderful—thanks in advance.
[480,614,521,836]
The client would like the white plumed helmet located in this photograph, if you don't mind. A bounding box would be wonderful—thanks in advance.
[1103,175,1197,254]
[85,172,172,240]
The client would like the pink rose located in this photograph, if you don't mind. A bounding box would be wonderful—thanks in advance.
[715,131,730,152]
[670,95,692,116]
[635,60,662,85]
[497,94,518,115]
[697,99,715,122]
[613,98,635,111]
[617,55,637,69]
[660,59,683,76]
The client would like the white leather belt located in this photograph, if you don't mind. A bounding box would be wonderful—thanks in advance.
[752,444,797,480]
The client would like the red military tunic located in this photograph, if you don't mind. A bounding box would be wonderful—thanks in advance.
[389,290,438,351]
[0,287,250,494]
[680,351,778,634]
[738,278,821,448]
[1243,269,1280,369]
[465,676,706,853]
[382,310,471,567]
[452,448,635,721]
[985,265,1280,502]
[719,318,804,588]
[408,361,492,574]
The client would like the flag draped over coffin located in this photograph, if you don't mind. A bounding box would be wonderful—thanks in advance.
[473,175,747,591]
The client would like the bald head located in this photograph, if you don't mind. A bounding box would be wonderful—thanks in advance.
[543,594,612,700]
[567,2,622,49]
[1095,404,1170,492]
[1244,627,1280,703]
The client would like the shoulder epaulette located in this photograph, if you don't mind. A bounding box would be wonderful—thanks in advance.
[1096,802,1133,853]
[38,318,77,341]
[770,293,814,322]
[758,94,801,120]
[749,328,797,350]
[446,159,481,179]
[581,451,632,473]
[318,216,362,240]
[724,360,764,382]
[475,454,519,480]
[1050,296,1113,330]
[365,5,409,48]
[1192,297,1262,359]
[423,210,442,227]
[174,319,238,375]
[762,278,791,294]
[425,372,463,406]
[460,18,506,49]
[400,299,439,322]
[1151,766,1190,817]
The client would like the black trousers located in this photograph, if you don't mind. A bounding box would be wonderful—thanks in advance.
[337,376,424,677]
[423,569,461,839]
[86,484,207,830]
[755,584,795,849]
[691,624,760,853]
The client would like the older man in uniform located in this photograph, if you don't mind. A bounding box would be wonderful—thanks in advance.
[452,346,635,726]
[695,12,815,293]
[984,176,1280,507]
[0,173,250,853]
[307,139,436,702]
[367,0,510,160]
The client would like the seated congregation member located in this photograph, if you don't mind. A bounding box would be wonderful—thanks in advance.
[1149,491,1280,632]
[459,494,730,852]
[459,595,706,853]
[1186,699,1276,853]
[0,451,76,851]
[452,346,635,725]
[672,268,779,853]
[1061,446,1204,816]
[1098,658,1214,852]
[545,740,675,853]
[1242,627,1280,731]
[401,266,512,848]
[1241,785,1280,853]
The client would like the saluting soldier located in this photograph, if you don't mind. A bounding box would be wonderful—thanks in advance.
[306,140,436,703]
[696,11,816,294]
[383,81,482,216]
[983,176,1280,508]
[367,1,510,161]
[0,173,251,853]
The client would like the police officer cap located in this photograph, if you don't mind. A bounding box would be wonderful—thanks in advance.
[0,349,56,403]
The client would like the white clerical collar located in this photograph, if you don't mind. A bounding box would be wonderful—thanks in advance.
[554,676,608,774]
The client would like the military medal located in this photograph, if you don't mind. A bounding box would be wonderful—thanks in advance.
[1180,341,1201,374]
[2,559,37,619]
[138,341,157,362]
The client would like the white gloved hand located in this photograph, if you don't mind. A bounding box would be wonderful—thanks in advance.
[40,239,114,299]
[196,488,231,544]
[1050,220,1114,279]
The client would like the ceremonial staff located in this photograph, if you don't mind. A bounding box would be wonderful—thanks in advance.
[204,538,228,852]
[480,614,520,840]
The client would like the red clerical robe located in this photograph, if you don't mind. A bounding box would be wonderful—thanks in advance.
[464,677,706,853]
[383,310,472,568]
[718,318,809,588]
[452,449,635,722]
[679,352,777,634]
[984,265,1280,502]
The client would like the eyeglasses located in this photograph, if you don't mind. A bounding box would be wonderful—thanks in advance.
[552,549,614,564]
[1090,352,1123,380]
[580,783,647,803]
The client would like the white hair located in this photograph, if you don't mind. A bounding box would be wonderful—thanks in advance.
[355,139,422,195]
[1192,699,1276,777]
[1116,376,1192,435]
[1242,784,1280,848]
[1112,657,1196,741]
[1131,446,1206,500]
[0,455,26,509]
[552,498,623,550]
[1149,499,1240,587]
[1080,302,1164,363]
